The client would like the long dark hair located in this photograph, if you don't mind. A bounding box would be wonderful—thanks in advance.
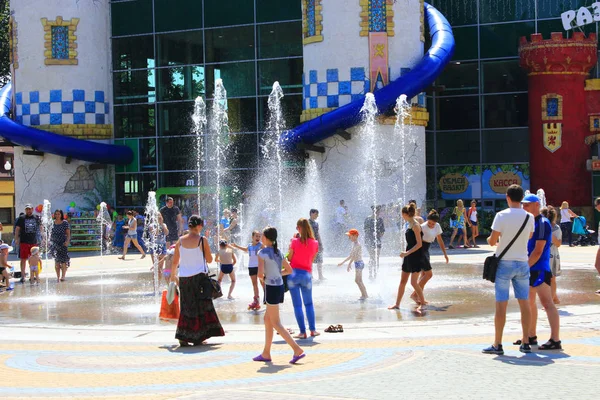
[188,215,204,228]
[263,226,281,257]
[54,209,64,220]
[427,209,440,222]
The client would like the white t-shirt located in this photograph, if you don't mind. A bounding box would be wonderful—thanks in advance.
[469,208,478,223]
[421,222,443,243]
[335,206,346,224]
[490,208,535,262]
[560,208,571,224]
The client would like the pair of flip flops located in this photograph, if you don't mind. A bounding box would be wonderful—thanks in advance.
[325,324,344,333]
[253,353,306,364]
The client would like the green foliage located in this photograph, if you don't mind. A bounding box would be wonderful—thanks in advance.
[0,0,10,86]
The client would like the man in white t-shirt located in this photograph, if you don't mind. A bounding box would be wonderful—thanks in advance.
[482,184,535,356]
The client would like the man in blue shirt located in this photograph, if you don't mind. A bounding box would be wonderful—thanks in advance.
[521,194,562,350]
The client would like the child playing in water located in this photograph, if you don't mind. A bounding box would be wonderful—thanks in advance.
[0,243,14,290]
[253,226,305,365]
[338,229,368,300]
[215,240,236,300]
[28,246,41,285]
[230,231,265,309]
[161,245,177,286]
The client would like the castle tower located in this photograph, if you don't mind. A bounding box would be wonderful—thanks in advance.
[9,0,113,211]
[300,0,428,211]
[519,32,597,207]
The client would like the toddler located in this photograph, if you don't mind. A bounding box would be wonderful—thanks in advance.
[28,246,42,285]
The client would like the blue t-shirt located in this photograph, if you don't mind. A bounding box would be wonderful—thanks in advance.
[527,215,552,273]
[248,243,262,268]
[220,217,230,229]
[258,247,284,286]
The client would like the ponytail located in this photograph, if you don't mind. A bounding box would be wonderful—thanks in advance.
[262,226,281,258]
[402,203,416,218]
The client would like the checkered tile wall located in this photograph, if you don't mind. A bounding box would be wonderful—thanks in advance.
[14,89,110,126]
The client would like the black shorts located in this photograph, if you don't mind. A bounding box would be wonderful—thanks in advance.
[530,270,552,287]
[265,284,284,305]
[421,242,432,272]
[220,264,233,274]
[248,267,258,276]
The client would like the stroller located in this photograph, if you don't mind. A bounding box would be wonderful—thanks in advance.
[572,216,597,246]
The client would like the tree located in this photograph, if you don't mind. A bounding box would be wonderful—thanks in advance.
[0,0,10,86]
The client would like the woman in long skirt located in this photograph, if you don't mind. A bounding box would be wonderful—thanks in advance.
[172,215,224,346]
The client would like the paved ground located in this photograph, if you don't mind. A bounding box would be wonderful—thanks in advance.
[0,245,599,399]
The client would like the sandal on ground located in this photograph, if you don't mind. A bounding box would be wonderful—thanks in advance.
[289,353,306,364]
[310,331,320,337]
[513,336,537,346]
[253,354,272,362]
[178,340,191,347]
[324,325,344,333]
[538,339,562,350]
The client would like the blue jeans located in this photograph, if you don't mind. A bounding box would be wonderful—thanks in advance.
[494,260,530,302]
[288,269,315,334]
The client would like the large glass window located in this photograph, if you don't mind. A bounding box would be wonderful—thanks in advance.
[482,128,529,163]
[207,97,258,133]
[114,104,156,138]
[480,22,535,59]
[223,133,259,169]
[156,31,204,67]
[204,0,254,27]
[258,22,303,59]
[436,96,480,130]
[258,94,303,131]
[257,0,302,23]
[437,62,478,96]
[432,0,478,26]
[205,26,255,63]
[157,66,205,101]
[436,131,481,164]
[113,35,154,71]
[113,69,156,104]
[154,0,203,32]
[115,173,156,207]
[111,0,153,36]
[158,102,194,136]
[537,0,589,19]
[258,58,303,95]
[159,137,197,171]
[452,27,478,61]
[483,94,528,128]
[426,131,435,165]
[482,60,527,93]
[206,62,256,98]
[480,0,534,23]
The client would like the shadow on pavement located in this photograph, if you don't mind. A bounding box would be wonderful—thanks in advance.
[495,351,571,366]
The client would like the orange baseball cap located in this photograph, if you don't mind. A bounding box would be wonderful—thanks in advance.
[345,228,359,236]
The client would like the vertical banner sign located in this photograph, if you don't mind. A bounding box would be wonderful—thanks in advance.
[543,123,562,153]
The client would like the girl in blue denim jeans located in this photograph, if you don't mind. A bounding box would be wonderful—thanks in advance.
[286,218,319,339]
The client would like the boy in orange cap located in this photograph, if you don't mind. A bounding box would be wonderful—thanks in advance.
[338,229,368,300]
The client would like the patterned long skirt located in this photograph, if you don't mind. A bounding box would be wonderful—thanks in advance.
[175,273,224,344]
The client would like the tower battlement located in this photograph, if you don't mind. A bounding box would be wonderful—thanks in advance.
[519,32,597,75]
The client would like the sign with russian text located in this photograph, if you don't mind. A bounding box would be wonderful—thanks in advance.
[562,2,600,30]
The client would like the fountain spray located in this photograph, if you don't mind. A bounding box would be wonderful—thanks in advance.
[192,97,207,213]
[210,80,229,241]
[394,95,412,252]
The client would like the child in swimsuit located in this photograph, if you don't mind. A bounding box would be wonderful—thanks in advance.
[28,246,42,285]
[338,229,368,300]
[215,240,236,299]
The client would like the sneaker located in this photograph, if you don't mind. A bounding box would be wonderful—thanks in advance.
[519,343,532,353]
[482,344,504,355]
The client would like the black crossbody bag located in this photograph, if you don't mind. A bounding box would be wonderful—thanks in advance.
[198,237,223,300]
[483,214,530,283]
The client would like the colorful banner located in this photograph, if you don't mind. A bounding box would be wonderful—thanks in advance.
[482,165,530,199]
[438,166,482,200]
[368,32,389,92]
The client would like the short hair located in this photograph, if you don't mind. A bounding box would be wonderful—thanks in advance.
[595,197,600,206]
[166,197,174,202]
[506,184,524,203]
[340,200,345,204]
[310,209,319,215]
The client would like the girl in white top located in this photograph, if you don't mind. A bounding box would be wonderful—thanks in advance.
[410,210,449,304]
[468,200,480,248]
[559,201,577,247]
[338,228,368,300]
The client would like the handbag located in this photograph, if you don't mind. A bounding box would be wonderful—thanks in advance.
[199,237,223,300]
[483,214,530,283]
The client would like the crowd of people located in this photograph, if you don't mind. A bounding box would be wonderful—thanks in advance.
[1,187,599,364]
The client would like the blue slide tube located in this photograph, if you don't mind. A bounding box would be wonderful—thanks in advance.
[0,83,133,165]
[280,2,455,151]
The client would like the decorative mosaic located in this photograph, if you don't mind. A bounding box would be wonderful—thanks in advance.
[420,0,425,42]
[301,67,426,123]
[302,0,323,45]
[41,16,79,66]
[589,115,600,132]
[14,90,110,133]
[541,93,563,120]
[8,16,18,70]
[360,0,394,37]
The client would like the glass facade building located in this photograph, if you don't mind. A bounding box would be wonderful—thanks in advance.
[111,0,600,213]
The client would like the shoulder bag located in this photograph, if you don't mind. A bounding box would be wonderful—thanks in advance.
[483,214,530,283]
[198,237,223,300]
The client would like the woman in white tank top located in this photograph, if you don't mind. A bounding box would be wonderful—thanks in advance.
[559,201,577,247]
[172,215,224,347]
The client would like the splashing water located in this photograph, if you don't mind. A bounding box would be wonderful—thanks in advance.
[96,202,111,259]
[359,93,380,272]
[143,191,160,297]
[536,189,547,209]
[210,80,229,240]
[267,82,285,229]
[41,200,53,264]
[192,97,207,213]
[394,95,411,252]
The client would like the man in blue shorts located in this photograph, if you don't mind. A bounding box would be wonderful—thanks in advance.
[483,185,534,355]
[522,194,562,350]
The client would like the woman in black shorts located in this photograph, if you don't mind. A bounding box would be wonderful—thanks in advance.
[388,203,426,310]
